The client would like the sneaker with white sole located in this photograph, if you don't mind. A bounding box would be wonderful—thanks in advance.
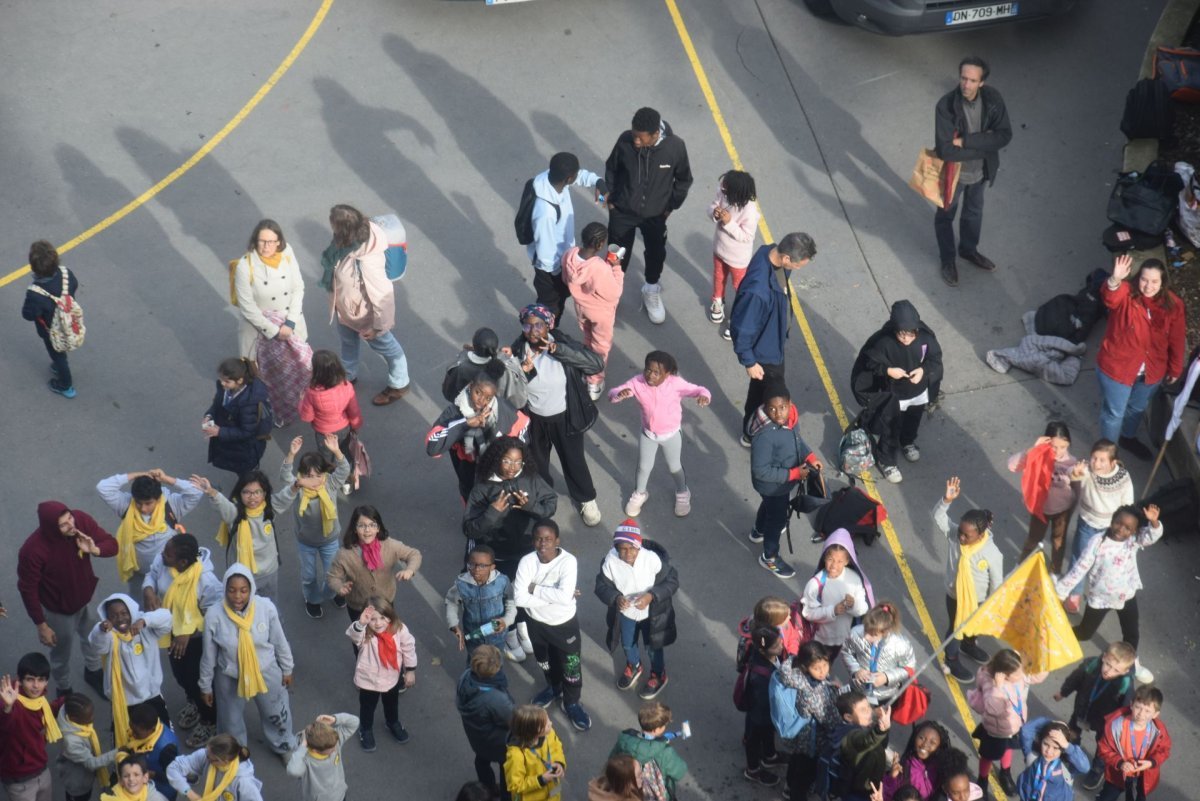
[642,283,666,324]
[748,528,764,544]
[186,723,217,749]
[881,464,903,483]
[579,499,602,527]
[674,489,691,517]
[901,444,920,462]
[722,327,731,341]
[175,701,200,730]
[504,630,526,662]
[759,554,796,579]
[740,433,752,448]
[1135,661,1154,684]
[708,298,725,323]
[624,490,649,517]
[587,380,605,402]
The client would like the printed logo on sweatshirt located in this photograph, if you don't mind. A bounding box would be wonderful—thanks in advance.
[133,643,144,655]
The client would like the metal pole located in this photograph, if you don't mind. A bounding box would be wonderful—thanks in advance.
[1142,439,1169,497]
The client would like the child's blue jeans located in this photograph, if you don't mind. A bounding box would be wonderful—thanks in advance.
[620,616,664,674]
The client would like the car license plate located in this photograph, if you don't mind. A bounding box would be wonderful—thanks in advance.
[945,3,1019,25]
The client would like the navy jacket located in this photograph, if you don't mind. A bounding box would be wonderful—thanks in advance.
[730,245,789,368]
[204,379,270,475]
[456,668,515,762]
[750,404,815,497]
[22,268,79,341]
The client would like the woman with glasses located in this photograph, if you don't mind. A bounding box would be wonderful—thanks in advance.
[510,303,604,527]
[426,375,530,502]
[327,506,423,623]
[233,219,308,359]
[464,437,557,660]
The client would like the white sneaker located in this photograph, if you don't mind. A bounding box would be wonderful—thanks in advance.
[517,622,534,655]
[625,490,649,517]
[580,499,602,526]
[708,298,725,324]
[642,283,666,324]
[587,380,604,402]
[1135,661,1154,684]
[504,630,526,662]
[881,464,903,483]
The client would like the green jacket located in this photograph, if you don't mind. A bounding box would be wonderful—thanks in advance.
[609,730,687,798]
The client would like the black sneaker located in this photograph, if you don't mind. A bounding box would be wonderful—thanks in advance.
[997,767,1017,797]
[358,727,376,752]
[638,671,667,699]
[759,753,788,768]
[743,768,780,787]
[617,663,643,691]
[333,595,348,609]
[747,528,764,544]
[304,602,323,619]
[947,657,975,683]
[960,641,990,663]
[941,260,959,287]
[386,721,410,744]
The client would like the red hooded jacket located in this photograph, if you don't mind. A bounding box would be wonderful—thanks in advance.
[1098,707,1172,795]
[1096,280,1185,386]
[17,501,117,624]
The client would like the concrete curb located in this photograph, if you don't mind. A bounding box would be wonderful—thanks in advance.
[1123,0,1200,171]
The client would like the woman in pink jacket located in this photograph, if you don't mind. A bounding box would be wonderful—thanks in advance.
[706,170,760,337]
[562,222,624,401]
[609,350,711,518]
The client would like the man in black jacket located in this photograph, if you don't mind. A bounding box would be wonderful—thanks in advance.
[933,57,1012,287]
[605,107,693,324]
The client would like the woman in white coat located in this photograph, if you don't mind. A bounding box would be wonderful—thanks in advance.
[234,220,308,358]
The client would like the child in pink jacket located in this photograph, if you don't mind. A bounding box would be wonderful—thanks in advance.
[967,648,1047,796]
[299,350,362,465]
[609,350,711,518]
[562,222,624,401]
[345,598,417,752]
[707,170,760,334]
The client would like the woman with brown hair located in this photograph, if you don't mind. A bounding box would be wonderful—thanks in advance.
[320,204,411,407]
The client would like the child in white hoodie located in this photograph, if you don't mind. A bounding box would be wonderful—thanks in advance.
[706,170,760,335]
[88,593,173,748]
[800,529,872,663]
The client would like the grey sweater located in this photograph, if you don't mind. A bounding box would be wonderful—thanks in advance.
[210,492,282,577]
[199,565,294,692]
[932,499,1004,599]
[285,713,360,801]
[54,707,119,796]
[275,456,352,548]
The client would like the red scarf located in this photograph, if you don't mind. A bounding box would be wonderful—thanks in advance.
[375,627,399,670]
[1020,442,1056,523]
[361,540,382,571]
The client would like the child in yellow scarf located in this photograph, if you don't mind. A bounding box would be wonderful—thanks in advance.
[101,754,169,801]
[191,472,282,603]
[57,693,119,799]
[934,477,1004,684]
[166,734,263,801]
[89,594,173,749]
[1,654,64,790]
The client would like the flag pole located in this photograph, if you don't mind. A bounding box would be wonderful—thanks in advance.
[1142,439,1169,497]
[889,549,1049,700]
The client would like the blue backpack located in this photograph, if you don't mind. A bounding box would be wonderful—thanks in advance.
[371,213,409,281]
[768,671,810,740]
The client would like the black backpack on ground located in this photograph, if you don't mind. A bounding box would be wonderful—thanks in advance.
[1140,477,1199,541]
[1033,268,1109,343]
[514,178,561,246]
[1107,160,1184,235]
[1120,78,1175,140]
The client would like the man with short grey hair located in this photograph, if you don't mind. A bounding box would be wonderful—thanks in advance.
[729,233,816,435]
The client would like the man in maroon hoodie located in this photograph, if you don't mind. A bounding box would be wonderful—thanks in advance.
[16,501,117,697]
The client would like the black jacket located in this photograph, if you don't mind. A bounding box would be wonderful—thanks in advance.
[934,84,1012,185]
[1059,656,1136,733]
[463,471,558,561]
[594,539,679,651]
[604,121,693,219]
[510,331,602,435]
[204,379,270,475]
[851,300,942,441]
[425,396,529,462]
[22,267,79,342]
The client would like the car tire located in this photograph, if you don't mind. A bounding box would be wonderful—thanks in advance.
[803,0,837,17]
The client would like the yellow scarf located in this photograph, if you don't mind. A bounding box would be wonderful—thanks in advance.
[260,251,283,268]
[307,748,331,760]
[201,758,240,801]
[953,534,990,629]
[224,602,268,698]
[17,694,62,742]
[124,718,163,753]
[216,502,267,574]
[298,485,337,537]
[159,562,205,647]
[116,499,166,582]
[109,630,134,748]
[101,786,148,801]
[74,721,112,786]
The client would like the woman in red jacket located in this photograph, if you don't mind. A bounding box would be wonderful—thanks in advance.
[1095,255,1186,459]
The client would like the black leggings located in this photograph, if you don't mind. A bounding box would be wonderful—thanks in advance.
[169,635,216,724]
[743,718,777,770]
[358,685,400,730]
[1073,598,1139,650]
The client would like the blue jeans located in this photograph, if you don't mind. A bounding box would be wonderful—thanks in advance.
[337,322,410,389]
[1097,370,1159,441]
[620,616,664,674]
[298,538,340,604]
[42,334,73,388]
[1066,519,1106,596]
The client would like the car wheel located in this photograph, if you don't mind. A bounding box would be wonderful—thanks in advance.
[803,0,837,17]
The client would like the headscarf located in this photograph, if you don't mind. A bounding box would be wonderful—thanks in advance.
[519,303,555,331]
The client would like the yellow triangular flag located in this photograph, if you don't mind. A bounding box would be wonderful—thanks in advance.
[961,551,1083,674]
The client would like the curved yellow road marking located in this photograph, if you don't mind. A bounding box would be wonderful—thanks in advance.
[663,0,990,774]
[0,0,336,289]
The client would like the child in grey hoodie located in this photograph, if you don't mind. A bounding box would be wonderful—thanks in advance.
[167,733,263,801]
[199,564,297,756]
[88,592,174,742]
[55,694,118,801]
[286,713,360,801]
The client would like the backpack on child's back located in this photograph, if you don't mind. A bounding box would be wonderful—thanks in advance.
[29,266,85,352]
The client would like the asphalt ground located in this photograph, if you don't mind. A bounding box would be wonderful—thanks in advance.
[1,1,1195,800]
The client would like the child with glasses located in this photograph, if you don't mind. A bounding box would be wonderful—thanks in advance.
[445,545,517,658]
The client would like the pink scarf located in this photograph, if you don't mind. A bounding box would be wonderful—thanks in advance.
[361,540,382,571]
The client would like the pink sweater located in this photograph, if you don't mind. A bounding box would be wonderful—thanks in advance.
[968,668,1047,738]
[562,247,623,321]
[608,374,711,437]
[346,621,417,692]
[299,382,362,434]
[707,188,760,266]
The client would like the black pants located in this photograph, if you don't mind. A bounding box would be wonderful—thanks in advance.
[1074,598,1139,650]
[743,362,786,430]
[450,452,477,503]
[527,410,596,504]
[40,333,73,388]
[787,752,818,798]
[358,685,400,730]
[754,493,790,560]
[169,634,216,725]
[944,594,981,662]
[474,754,512,801]
[876,404,925,467]
[66,792,92,801]
[532,269,569,326]
[743,718,777,769]
[524,616,583,706]
[608,209,668,285]
[934,179,986,263]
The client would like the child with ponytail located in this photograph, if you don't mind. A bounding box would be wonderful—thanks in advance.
[202,357,272,479]
[167,733,263,801]
[841,601,917,708]
[1009,421,1078,575]
[562,222,624,400]
[189,472,284,603]
[706,169,760,337]
[934,477,1003,683]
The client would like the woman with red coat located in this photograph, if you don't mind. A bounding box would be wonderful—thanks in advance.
[1095,254,1186,458]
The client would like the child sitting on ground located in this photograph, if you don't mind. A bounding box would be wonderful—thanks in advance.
[286,713,361,801]
[609,701,688,801]
[56,693,118,801]
[1053,640,1136,791]
[1096,686,1172,801]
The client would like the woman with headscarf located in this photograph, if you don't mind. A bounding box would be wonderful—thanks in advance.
[511,304,604,527]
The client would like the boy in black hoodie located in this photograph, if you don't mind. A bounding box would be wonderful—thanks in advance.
[1053,641,1136,790]
[20,239,81,398]
[826,690,891,801]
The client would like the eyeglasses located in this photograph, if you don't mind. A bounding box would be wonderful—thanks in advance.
[500,458,524,466]
[257,238,280,246]
[522,321,547,332]
[356,521,380,530]
[241,488,265,497]
[467,562,495,570]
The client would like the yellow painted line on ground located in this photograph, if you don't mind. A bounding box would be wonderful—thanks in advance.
[663,0,986,753]
[0,0,336,290]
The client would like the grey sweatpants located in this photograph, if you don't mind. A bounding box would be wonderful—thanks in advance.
[213,672,296,755]
[635,431,687,494]
[43,606,102,693]
[254,569,279,606]
[1,768,51,801]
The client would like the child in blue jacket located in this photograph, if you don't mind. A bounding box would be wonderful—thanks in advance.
[1017,719,1090,801]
